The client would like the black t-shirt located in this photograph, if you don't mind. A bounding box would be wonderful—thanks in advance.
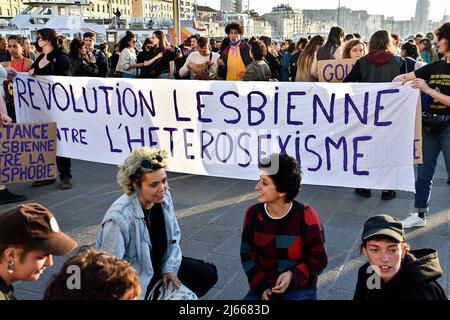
[151,47,175,74]
[137,50,155,78]
[415,60,450,115]
[142,203,167,279]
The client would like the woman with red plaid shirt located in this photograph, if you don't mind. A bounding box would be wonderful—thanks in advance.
[240,153,328,300]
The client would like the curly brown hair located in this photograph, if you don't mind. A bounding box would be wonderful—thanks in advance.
[225,22,244,35]
[43,246,141,300]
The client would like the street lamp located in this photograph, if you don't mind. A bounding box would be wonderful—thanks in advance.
[108,0,112,19]
[337,0,341,26]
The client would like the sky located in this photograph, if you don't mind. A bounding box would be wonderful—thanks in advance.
[199,0,448,22]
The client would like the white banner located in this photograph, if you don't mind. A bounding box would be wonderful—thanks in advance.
[13,74,419,191]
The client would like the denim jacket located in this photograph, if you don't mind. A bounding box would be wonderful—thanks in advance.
[95,191,182,300]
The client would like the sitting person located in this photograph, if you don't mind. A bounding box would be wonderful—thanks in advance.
[44,246,141,300]
[0,203,77,300]
[95,147,217,300]
[240,153,327,300]
[354,214,447,300]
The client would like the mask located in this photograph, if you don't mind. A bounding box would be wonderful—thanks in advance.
[35,40,43,53]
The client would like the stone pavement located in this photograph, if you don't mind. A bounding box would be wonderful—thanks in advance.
[4,155,449,300]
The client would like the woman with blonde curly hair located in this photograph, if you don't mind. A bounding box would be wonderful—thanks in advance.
[95,147,217,300]
[44,246,141,300]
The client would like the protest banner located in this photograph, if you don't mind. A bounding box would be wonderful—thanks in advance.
[318,58,358,83]
[13,74,419,191]
[0,122,57,184]
[318,59,423,164]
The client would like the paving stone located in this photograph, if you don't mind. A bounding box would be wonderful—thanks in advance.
[9,156,449,301]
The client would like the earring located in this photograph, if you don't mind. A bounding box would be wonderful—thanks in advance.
[7,259,14,274]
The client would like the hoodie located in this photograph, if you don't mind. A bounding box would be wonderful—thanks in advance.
[353,249,448,300]
[344,52,406,83]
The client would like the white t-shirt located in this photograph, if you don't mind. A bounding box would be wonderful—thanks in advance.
[179,50,220,80]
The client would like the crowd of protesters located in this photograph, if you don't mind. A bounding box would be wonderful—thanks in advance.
[0,20,449,300]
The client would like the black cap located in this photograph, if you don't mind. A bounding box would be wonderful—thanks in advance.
[0,203,77,256]
[362,214,405,242]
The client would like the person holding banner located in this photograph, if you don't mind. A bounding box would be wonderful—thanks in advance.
[0,203,77,300]
[28,28,74,190]
[354,214,447,300]
[0,90,27,205]
[95,148,217,300]
[344,30,408,201]
[240,153,327,300]
[393,22,450,229]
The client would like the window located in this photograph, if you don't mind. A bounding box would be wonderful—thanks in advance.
[97,4,100,11]
[7,8,10,16]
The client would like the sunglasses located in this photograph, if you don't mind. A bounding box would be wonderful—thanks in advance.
[140,156,163,171]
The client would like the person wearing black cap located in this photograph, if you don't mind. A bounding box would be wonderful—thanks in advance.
[0,203,77,300]
[353,214,447,300]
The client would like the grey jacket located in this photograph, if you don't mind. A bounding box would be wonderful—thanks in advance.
[244,60,272,81]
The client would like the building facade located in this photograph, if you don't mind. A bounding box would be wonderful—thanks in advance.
[262,4,302,40]
[220,0,243,13]
[0,0,22,17]
[414,0,430,33]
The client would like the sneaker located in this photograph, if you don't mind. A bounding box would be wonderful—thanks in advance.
[32,179,56,187]
[355,188,371,198]
[381,190,396,200]
[402,213,426,228]
[0,188,27,205]
[59,178,73,190]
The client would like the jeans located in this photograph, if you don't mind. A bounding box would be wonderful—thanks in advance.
[157,72,171,79]
[243,287,317,300]
[414,126,450,213]
[122,71,137,78]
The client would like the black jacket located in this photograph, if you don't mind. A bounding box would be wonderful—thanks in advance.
[31,46,72,76]
[344,54,406,83]
[70,57,99,77]
[354,249,448,300]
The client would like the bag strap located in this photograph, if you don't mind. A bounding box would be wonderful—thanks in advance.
[207,52,213,71]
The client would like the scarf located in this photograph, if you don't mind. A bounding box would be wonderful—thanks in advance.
[229,40,242,57]
[365,52,395,67]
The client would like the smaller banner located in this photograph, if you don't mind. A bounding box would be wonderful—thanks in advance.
[318,58,357,83]
[0,122,57,184]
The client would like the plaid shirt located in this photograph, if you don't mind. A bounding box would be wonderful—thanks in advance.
[240,201,327,295]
